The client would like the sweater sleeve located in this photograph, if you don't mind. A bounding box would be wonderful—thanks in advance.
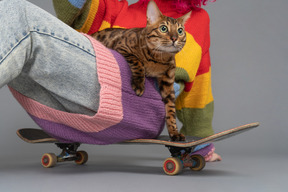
[53,0,127,34]
[176,51,214,138]
[175,10,214,138]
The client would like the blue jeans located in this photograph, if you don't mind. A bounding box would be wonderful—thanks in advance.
[0,0,100,115]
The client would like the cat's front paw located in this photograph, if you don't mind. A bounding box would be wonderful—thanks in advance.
[132,81,145,96]
[170,133,186,142]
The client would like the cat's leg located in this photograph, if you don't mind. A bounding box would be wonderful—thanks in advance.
[158,70,185,141]
[130,61,145,96]
[118,53,145,96]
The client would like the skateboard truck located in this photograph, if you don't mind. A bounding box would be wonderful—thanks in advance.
[41,142,88,168]
[55,143,81,162]
[165,145,194,157]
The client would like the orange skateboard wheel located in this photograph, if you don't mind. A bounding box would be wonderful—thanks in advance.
[75,151,88,165]
[41,153,57,168]
[163,157,183,176]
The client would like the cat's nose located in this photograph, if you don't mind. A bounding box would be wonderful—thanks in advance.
[171,36,177,42]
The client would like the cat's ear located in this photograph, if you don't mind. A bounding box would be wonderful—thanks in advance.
[147,1,163,25]
[177,11,192,25]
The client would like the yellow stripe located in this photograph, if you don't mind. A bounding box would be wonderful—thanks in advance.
[77,0,100,33]
[176,67,213,110]
[98,21,111,31]
[98,23,124,31]
[98,21,115,31]
[175,32,202,82]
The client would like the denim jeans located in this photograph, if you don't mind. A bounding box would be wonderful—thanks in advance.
[0,0,100,116]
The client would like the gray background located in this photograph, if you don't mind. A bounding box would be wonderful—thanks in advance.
[0,0,287,191]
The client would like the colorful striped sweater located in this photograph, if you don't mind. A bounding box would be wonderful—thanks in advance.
[53,0,215,138]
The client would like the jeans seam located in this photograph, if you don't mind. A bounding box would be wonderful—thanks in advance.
[0,30,95,66]
[30,30,95,57]
[0,33,31,65]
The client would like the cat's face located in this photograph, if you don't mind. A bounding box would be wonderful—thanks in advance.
[145,1,191,54]
[146,17,187,53]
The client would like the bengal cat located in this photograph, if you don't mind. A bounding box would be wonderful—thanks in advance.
[91,1,191,141]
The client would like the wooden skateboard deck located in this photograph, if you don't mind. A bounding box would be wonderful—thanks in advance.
[17,122,259,147]
[124,122,259,147]
[17,128,58,143]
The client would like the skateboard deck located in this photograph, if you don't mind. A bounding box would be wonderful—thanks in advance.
[17,128,58,144]
[124,122,259,147]
[16,122,259,175]
[17,122,259,147]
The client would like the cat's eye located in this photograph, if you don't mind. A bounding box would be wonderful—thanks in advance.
[178,28,184,35]
[159,25,168,33]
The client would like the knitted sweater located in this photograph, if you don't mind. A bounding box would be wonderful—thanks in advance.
[53,0,214,137]
[10,35,165,144]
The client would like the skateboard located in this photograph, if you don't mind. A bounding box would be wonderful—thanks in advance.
[17,122,259,175]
